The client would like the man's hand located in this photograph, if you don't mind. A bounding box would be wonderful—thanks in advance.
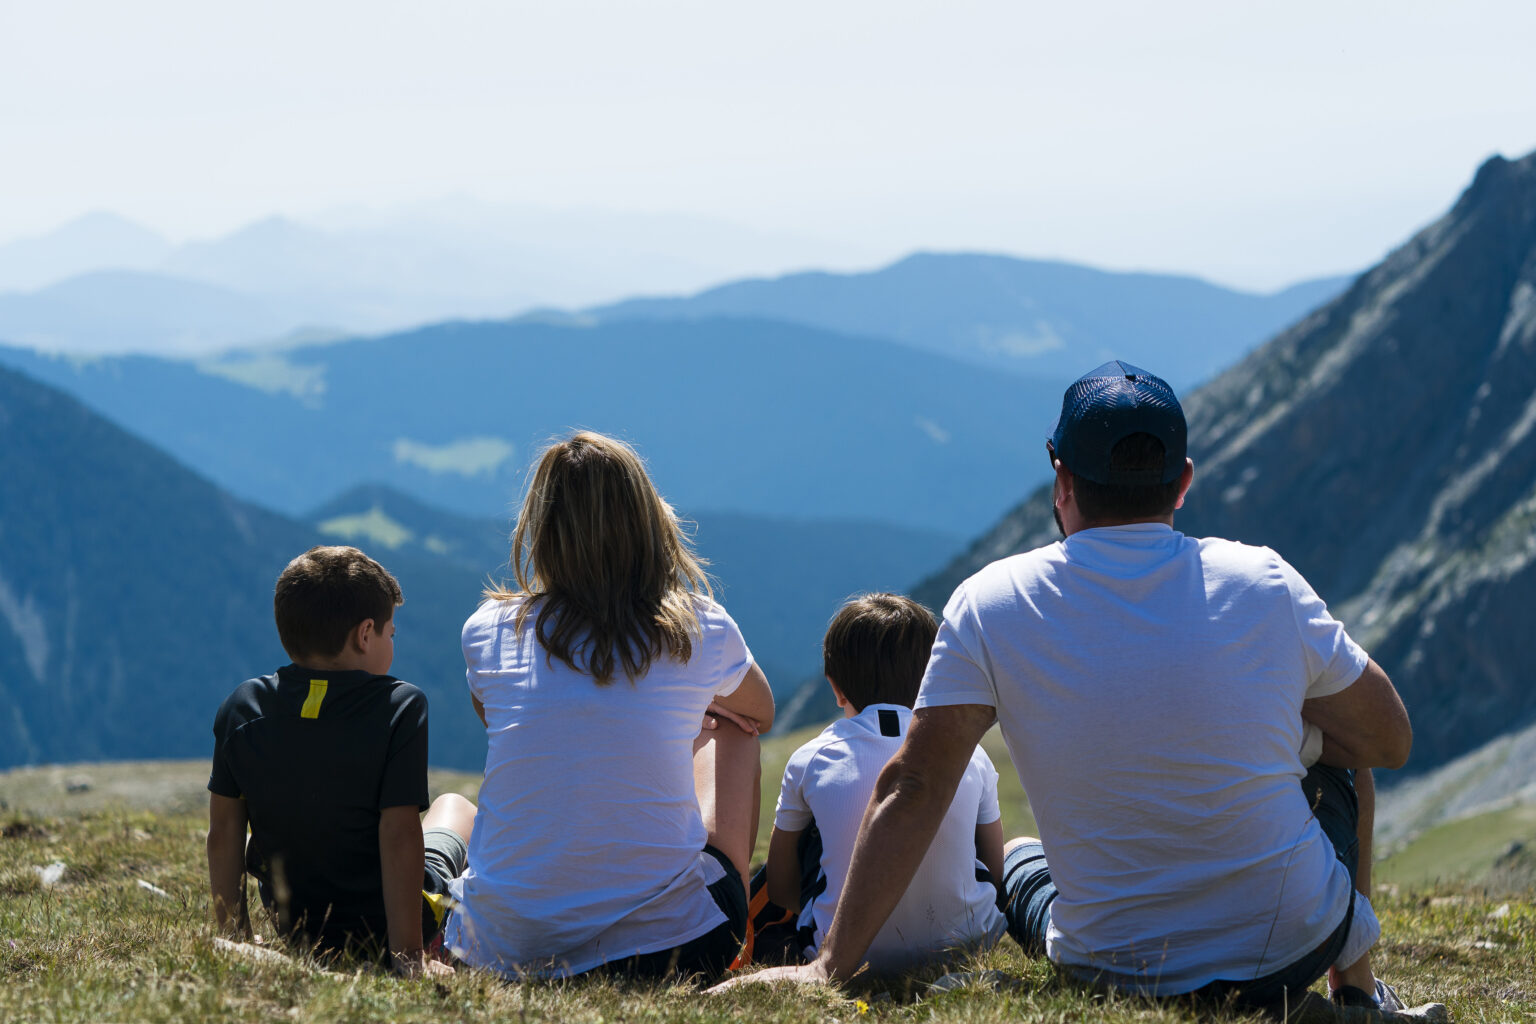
[706,959,832,993]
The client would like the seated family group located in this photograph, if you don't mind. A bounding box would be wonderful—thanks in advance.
[204,362,1425,1015]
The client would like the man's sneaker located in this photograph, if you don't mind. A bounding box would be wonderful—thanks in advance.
[1332,979,1450,1021]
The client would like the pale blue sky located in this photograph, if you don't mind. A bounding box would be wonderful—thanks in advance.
[3,0,1535,289]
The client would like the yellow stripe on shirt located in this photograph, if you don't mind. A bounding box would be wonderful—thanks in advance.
[300,679,329,719]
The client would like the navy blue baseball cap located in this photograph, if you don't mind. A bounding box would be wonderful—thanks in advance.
[1048,361,1187,485]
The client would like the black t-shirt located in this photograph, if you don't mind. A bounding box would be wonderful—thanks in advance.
[208,665,430,949]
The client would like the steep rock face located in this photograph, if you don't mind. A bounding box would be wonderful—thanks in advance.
[911,152,1536,773]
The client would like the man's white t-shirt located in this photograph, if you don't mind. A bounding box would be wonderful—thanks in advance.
[915,524,1369,994]
[446,595,753,977]
[775,703,1007,971]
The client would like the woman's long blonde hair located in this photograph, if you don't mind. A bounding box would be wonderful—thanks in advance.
[486,431,712,686]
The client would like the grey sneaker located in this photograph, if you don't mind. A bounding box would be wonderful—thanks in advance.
[1332,979,1450,1022]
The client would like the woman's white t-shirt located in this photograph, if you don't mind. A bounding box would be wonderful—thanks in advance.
[445,594,754,977]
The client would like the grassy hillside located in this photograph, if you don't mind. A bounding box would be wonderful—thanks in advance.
[4,749,1531,1022]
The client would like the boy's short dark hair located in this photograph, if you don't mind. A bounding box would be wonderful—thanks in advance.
[822,593,938,713]
[274,546,403,662]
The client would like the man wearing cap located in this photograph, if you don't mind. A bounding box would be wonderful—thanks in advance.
[717,362,1439,1016]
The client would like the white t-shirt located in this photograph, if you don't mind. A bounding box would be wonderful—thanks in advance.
[445,594,754,977]
[915,524,1369,994]
[775,703,1007,971]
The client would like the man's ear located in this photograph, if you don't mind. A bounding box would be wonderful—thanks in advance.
[352,618,376,654]
[1173,458,1195,510]
[1053,460,1074,509]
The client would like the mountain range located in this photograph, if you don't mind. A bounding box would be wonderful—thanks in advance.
[7,149,1535,783]
[0,317,1063,537]
[0,206,880,354]
[0,207,1347,372]
[0,363,961,770]
[899,150,1536,774]
[588,254,1351,387]
[0,361,486,770]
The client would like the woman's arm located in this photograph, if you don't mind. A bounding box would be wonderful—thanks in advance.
[713,662,775,734]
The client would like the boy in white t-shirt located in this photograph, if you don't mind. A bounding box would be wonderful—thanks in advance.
[763,593,1009,973]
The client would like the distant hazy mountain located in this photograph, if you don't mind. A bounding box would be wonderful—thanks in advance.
[0,212,171,292]
[590,253,1354,388]
[0,270,338,355]
[899,150,1536,774]
[0,204,881,355]
[0,317,1062,536]
[308,485,961,690]
[0,204,1348,364]
[0,363,487,772]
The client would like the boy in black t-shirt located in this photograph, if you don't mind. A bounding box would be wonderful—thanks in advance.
[207,545,476,978]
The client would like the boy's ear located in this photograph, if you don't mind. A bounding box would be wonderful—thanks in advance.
[827,676,848,708]
[352,618,376,653]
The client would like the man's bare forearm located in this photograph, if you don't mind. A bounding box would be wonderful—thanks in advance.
[813,704,995,980]
[816,758,955,978]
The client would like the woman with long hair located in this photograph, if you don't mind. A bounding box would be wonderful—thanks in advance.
[444,431,774,981]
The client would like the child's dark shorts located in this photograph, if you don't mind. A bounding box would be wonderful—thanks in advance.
[421,826,470,939]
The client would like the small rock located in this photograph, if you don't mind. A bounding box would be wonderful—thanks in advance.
[1489,903,1511,920]
[137,879,171,898]
[131,829,152,842]
[214,937,294,966]
[65,778,92,794]
[927,969,1020,994]
[34,861,65,887]
[1470,939,1502,950]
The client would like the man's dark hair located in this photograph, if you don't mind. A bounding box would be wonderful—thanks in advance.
[1071,433,1184,522]
[823,593,938,713]
[274,546,403,662]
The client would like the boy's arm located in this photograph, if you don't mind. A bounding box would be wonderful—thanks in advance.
[765,826,804,911]
[378,805,451,978]
[207,794,251,939]
[975,820,1005,901]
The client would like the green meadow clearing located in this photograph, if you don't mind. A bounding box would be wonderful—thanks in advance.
[2,728,1532,1023]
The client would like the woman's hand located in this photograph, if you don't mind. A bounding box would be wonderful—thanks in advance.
[703,701,761,736]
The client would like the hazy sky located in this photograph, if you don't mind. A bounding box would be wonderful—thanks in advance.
[4,0,1536,289]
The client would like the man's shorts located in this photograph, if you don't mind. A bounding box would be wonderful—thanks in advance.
[999,765,1359,1007]
[585,844,750,983]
